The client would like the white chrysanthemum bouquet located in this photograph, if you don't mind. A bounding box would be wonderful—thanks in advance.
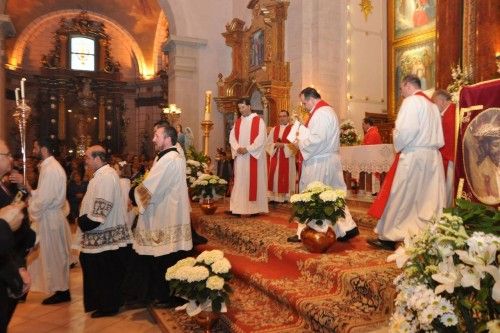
[186,159,208,188]
[190,174,227,201]
[387,211,500,332]
[340,119,360,146]
[290,181,346,231]
[166,250,232,316]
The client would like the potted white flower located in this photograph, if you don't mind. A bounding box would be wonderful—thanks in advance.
[166,250,232,330]
[190,174,227,215]
[290,181,346,253]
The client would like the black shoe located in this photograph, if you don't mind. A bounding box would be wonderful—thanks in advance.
[152,297,187,309]
[192,230,208,245]
[69,262,78,269]
[367,238,396,251]
[224,210,241,217]
[91,309,119,318]
[371,192,378,196]
[42,290,71,305]
[337,227,360,242]
[287,235,301,243]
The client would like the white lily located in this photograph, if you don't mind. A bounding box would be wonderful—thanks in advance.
[458,264,482,290]
[388,244,410,268]
[482,264,500,302]
[432,256,461,294]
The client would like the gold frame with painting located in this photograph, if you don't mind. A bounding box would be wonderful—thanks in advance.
[391,0,437,41]
[249,29,265,71]
[388,0,436,119]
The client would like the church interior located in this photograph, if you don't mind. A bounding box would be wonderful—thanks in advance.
[0,0,499,332]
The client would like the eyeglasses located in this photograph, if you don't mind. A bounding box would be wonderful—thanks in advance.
[0,152,12,157]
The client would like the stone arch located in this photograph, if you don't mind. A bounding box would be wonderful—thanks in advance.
[10,9,147,76]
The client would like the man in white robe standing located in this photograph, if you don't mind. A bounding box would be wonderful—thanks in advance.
[228,98,268,216]
[11,139,72,304]
[287,87,358,243]
[78,145,132,317]
[368,74,445,250]
[266,110,296,203]
[123,121,192,309]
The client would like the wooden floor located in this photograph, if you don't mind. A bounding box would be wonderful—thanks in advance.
[9,265,161,333]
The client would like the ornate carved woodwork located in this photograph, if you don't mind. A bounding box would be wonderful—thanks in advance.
[215,0,292,149]
[41,11,120,74]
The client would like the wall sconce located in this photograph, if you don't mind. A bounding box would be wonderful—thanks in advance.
[162,103,182,123]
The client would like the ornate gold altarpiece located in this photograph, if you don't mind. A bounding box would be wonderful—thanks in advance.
[214,0,292,149]
[26,11,126,155]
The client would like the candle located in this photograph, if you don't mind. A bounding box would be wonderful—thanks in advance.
[20,77,26,99]
[15,88,20,106]
[204,90,212,121]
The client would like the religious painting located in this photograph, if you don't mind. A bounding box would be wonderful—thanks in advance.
[393,37,436,104]
[394,0,436,40]
[249,29,264,70]
[462,108,500,206]
[455,79,500,209]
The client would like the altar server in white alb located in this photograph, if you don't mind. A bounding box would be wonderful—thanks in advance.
[288,87,358,243]
[229,98,269,216]
[123,121,192,308]
[368,74,445,251]
[78,145,132,318]
[266,110,296,203]
[11,139,72,304]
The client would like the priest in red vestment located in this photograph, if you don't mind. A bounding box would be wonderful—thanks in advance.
[228,98,269,216]
[362,117,382,145]
[266,110,296,203]
[432,89,456,207]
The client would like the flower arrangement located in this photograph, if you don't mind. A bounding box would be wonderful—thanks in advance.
[190,174,227,200]
[447,64,472,103]
[186,159,208,188]
[166,250,232,316]
[387,206,500,332]
[340,119,360,146]
[290,181,346,230]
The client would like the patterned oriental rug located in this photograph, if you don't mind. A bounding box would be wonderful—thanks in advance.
[152,203,399,333]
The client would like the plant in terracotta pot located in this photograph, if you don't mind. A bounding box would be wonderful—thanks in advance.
[290,181,346,253]
[190,174,227,215]
[166,250,232,332]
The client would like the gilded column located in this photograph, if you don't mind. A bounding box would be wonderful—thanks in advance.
[59,35,68,69]
[99,39,107,71]
[58,94,66,140]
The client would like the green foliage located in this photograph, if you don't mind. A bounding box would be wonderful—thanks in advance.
[445,199,500,235]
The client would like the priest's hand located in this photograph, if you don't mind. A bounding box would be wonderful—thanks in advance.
[237,147,248,155]
[0,202,25,231]
[275,142,285,148]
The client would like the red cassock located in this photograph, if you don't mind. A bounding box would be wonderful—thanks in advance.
[439,103,456,174]
[363,126,383,145]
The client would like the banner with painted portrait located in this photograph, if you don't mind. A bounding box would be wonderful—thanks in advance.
[456,79,500,208]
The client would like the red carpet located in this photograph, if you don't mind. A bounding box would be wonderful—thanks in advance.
[152,203,399,333]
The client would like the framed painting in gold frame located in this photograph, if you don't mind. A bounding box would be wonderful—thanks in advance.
[391,0,437,41]
[249,29,264,71]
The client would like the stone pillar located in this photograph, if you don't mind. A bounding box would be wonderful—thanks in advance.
[0,15,15,141]
[163,35,207,151]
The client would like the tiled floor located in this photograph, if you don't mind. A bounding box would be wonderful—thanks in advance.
[9,265,161,333]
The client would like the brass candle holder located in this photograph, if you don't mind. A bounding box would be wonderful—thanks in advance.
[13,93,32,185]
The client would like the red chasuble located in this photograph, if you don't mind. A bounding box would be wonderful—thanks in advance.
[439,103,456,174]
[235,115,261,201]
[296,100,330,181]
[363,126,383,145]
[368,91,433,219]
[268,125,292,193]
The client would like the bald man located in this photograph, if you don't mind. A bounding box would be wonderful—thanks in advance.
[77,145,132,317]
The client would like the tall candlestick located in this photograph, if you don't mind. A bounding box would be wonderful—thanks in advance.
[20,78,26,99]
[204,90,212,121]
[15,88,20,106]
